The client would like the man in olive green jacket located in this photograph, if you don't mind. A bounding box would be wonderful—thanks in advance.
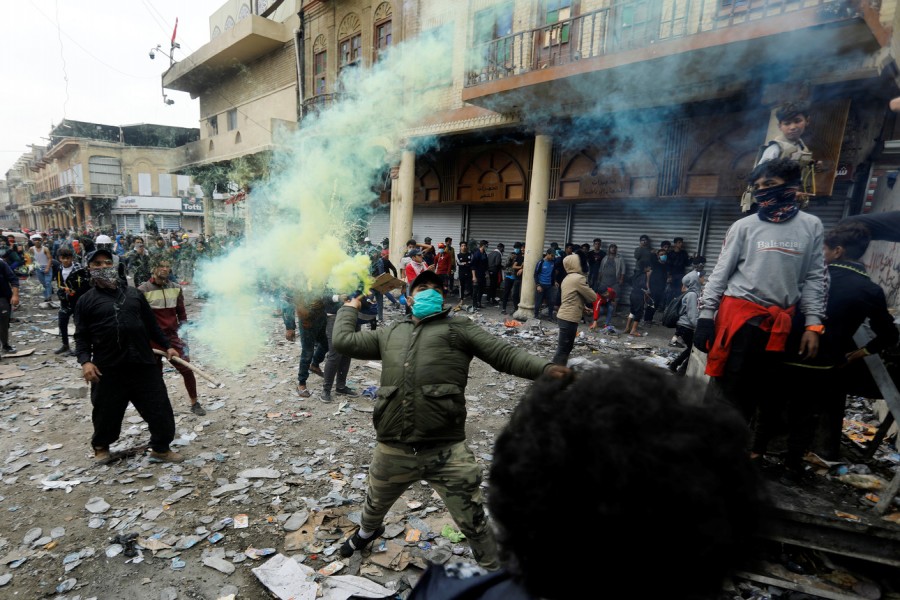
[334,270,570,570]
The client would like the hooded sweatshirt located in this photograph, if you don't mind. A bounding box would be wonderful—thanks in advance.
[676,271,702,330]
[557,254,596,323]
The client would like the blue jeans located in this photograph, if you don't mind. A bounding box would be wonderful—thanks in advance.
[35,268,52,300]
[533,284,555,318]
[298,317,327,385]
[373,291,384,321]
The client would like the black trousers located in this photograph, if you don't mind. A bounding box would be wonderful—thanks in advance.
[501,278,521,311]
[670,325,695,373]
[58,305,73,346]
[553,318,579,365]
[487,270,501,305]
[474,273,487,307]
[458,268,472,299]
[0,297,9,349]
[90,363,176,453]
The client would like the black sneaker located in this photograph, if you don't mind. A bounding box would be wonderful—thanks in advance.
[54,345,71,355]
[339,525,385,558]
[322,391,333,403]
[190,403,207,416]
[335,386,358,396]
[2,345,15,353]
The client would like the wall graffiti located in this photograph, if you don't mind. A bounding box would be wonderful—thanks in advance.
[864,241,900,311]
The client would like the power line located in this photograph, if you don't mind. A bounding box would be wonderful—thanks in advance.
[142,0,274,135]
[55,0,69,119]
[27,0,158,80]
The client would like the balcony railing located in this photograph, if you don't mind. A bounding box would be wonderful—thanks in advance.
[90,183,123,196]
[466,0,857,86]
[301,94,346,120]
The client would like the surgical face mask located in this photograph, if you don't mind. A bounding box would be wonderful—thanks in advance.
[437,249,444,254]
[411,288,444,319]
[659,255,667,263]
[134,243,144,250]
[514,248,520,254]
[89,267,119,289]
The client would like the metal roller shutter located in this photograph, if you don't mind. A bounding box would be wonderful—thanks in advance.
[412,205,464,245]
[571,199,706,276]
[806,197,849,232]
[366,207,390,244]
[703,200,744,273]
[467,204,568,252]
[159,215,182,231]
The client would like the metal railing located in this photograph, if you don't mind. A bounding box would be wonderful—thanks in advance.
[466,0,857,86]
[301,93,345,120]
[90,183,123,196]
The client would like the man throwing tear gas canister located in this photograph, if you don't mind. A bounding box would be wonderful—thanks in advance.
[333,269,571,570]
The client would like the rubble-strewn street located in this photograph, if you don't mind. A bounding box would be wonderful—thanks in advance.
[3,276,900,599]
[0,275,694,599]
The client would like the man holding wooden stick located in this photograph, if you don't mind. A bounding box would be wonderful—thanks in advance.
[138,257,205,415]
[74,248,183,463]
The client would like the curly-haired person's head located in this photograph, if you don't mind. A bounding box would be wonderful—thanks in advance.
[488,360,766,599]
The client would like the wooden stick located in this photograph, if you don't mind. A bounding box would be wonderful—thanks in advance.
[152,349,220,386]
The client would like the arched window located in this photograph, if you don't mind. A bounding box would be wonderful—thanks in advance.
[258,0,270,14]
[313,35,327,95]
[225,16,235,31]
[338,13,362,74]
[212,26,221,38]
[238,4,250,21]
[235,132,242,144]
[374,2,393,62]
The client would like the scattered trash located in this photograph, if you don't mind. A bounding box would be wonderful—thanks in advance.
[234,514,249,528]
[85,497,111,514]
[440,525,465,543]
[251,553,317,600]
[203,556,236,575]
[836,473,886,491]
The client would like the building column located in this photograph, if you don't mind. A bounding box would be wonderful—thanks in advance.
[514,134,552,320]
[202,197,213,237]
[82,199,92,230]
[389,150,415,272]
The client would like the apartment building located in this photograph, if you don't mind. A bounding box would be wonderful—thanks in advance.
[17,120,201,234]
[162,0,302,235]
[297,0,898,316]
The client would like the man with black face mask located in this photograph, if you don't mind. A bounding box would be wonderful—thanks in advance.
[74,248,183,464]
[694,158,826,457]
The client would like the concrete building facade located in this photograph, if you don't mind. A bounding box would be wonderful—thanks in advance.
[9,120,201,235]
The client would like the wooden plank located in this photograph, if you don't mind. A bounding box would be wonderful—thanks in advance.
[734,571,867,600]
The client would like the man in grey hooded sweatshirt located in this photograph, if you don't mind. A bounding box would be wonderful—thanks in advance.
[668,270,704,376]
[553,254,596,365]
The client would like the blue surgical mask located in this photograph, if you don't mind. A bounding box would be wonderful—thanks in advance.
[659,255,668,263]
[411,288,444,319]
[514,248,520,254]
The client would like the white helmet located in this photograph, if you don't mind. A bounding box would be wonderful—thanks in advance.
[95,234,113,245]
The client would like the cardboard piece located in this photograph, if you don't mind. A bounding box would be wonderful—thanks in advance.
[321,575,395,600]
[366,540,411,571]
[370,273,405,294]
[1,348,35,358]
[0,366,27,380]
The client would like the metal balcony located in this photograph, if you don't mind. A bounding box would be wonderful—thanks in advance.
[462,0,887,111]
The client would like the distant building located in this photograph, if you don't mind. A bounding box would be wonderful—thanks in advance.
[17,120,201,234]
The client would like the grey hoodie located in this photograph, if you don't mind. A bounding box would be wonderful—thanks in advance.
[677,271,702,330]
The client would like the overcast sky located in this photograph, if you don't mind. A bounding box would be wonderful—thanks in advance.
[2,0,224,175]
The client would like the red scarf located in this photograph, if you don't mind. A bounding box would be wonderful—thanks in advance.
[705,295,795,377]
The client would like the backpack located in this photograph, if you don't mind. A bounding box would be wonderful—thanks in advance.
[662,293,686,328]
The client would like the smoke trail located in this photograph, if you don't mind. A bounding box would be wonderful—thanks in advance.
[192,30,452,369]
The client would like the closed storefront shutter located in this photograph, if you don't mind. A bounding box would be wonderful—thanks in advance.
[467,204,568,251]
[412,205,464,244]
[115,214,141,234]
[571,199,706,276]
[158,215,182,231]
[703,200,744,273]
[366,207,390,244]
